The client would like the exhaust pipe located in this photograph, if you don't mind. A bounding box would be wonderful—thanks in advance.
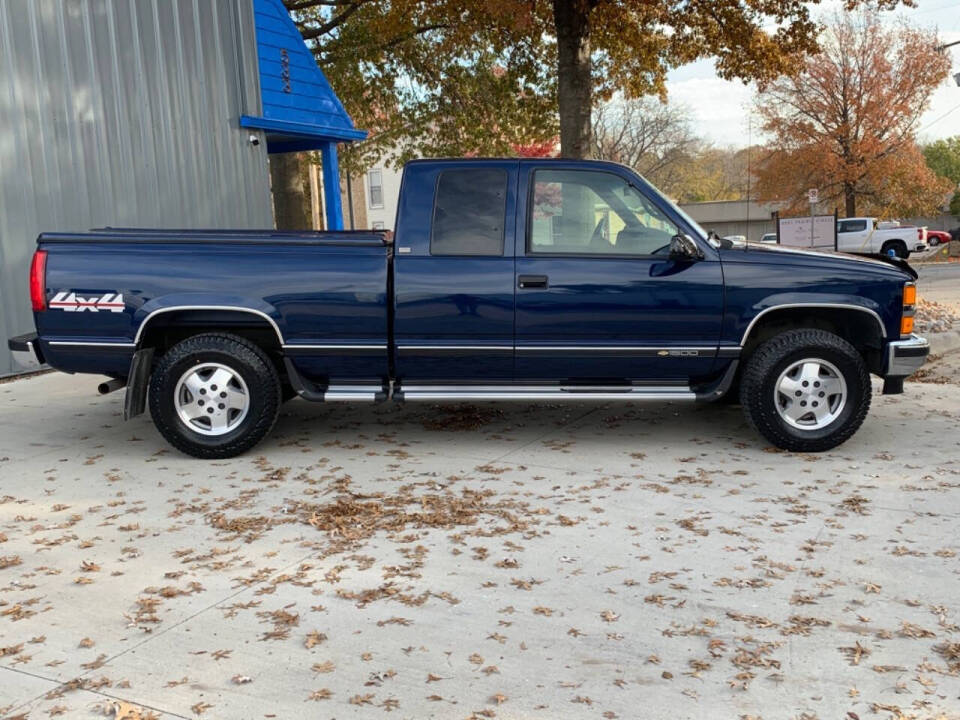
[98,378,127,395]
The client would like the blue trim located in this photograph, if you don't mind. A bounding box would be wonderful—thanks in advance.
[240,115,367,143]
[320,141,344,230]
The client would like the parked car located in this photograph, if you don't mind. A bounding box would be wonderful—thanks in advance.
[923,228,951,247]
[759,233,778,244]
[837,217,926,258]
[723,234,747,243]
[9,158,927,458]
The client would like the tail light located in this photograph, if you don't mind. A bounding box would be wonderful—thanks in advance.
[29,250,47,312]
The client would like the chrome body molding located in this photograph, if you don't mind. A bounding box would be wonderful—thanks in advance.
[283,343,386,351]
[134,305,285,346]
[47,341,136,348]
[397,345,512,351]
[740,303,887,346]
[398,384,696,401]
[886,334,929,377]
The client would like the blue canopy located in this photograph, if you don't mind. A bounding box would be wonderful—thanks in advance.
[242,0,367,228]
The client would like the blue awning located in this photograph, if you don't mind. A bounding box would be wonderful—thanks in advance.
[241,0,367,153]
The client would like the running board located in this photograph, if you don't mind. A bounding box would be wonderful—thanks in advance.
[283,358,385,402]
[396,385,696,401]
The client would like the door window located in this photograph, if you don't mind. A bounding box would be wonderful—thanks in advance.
[529,170,678,256]
[431,168,507,256]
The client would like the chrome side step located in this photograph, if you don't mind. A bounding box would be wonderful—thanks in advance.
[397,385,696,401]
[323,385,383,402]
[283,358,385,402]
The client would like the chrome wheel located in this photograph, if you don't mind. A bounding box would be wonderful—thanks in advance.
[174,363,249,436]
[774,358,847,430]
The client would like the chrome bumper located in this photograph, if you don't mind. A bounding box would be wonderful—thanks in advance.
[886,334,929,377]
[7,332,43,372]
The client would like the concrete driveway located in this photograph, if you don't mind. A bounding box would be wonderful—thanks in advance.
[1,371,959,719]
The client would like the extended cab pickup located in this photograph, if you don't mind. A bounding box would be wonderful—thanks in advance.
[9,159,929,458]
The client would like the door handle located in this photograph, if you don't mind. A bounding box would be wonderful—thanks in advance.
[518,275,548,289]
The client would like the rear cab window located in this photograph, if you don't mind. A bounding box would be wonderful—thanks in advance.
[430,168,507,256]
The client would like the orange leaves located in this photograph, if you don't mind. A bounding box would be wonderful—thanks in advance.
[755,11,952,217]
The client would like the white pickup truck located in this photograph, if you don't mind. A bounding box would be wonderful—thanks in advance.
[836,217,926,258]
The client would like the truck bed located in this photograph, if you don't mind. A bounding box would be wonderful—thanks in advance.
[35,229,392,381]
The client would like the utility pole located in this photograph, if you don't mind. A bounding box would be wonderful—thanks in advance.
[935,39,960,85]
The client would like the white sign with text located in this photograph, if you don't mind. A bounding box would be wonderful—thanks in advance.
[777,215,835,250]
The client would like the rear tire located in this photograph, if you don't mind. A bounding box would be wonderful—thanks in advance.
[149,333,281,458]
[880,240,907,258]
[739,329,870,452]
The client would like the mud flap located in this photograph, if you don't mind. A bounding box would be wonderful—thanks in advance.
[123,348,154,420]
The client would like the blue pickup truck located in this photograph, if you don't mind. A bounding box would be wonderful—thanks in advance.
[9,158,928,458]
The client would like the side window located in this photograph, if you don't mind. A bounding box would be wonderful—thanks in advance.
[839,220,867,233]
[430,168,507,256]
[529,170,678,256]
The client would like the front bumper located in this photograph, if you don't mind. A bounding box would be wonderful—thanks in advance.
[7,332,43,372]
[886,333,928,377]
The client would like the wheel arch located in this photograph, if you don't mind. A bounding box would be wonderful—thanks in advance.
[135,305,284,355]
[741,304,887,375]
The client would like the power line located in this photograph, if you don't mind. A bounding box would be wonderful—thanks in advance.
[918,100,960,133]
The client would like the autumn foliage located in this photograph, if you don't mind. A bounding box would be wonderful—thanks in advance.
[754,12,952,218]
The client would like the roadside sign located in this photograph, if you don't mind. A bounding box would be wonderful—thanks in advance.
[778,214,835,250]
[807,188,818,204]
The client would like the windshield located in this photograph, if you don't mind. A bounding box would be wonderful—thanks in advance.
[639,177,709,241]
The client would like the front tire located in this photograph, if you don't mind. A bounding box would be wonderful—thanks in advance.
[739,329,871,452]
[149,333,281,458]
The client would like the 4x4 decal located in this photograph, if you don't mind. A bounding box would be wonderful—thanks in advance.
[49,291,125,313]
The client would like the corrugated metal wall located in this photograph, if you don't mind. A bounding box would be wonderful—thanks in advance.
[0,0,273,376]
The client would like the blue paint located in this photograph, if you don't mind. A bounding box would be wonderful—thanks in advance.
[319,141,344,231]
[244,0,365,145]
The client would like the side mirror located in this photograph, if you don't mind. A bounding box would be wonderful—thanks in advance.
[669,233,703,260]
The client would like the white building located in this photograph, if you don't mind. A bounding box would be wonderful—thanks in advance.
[363,163,404,230]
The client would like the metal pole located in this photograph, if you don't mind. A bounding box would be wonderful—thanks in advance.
[346,168,355,230]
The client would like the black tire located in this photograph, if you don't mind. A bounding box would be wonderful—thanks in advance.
[148,333,281,458]
[739,329,871,452]
[880,240,907,258]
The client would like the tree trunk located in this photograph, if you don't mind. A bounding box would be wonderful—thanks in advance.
[844,182,856,217]
[553,0,593,159]
[269,152,313,230]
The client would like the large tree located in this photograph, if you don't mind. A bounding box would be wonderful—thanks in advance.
[285,0,909,163]
[754,12,952,217]
[591,98,697,191]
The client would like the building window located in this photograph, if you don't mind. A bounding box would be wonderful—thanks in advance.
[372,221,385,230]
[368,169,383,209]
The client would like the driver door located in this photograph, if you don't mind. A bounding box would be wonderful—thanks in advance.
[513,167,723,382]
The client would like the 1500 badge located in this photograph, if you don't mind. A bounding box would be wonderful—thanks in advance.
[49,291,125,313]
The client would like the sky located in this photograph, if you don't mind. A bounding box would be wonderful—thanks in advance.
[664,1,960,147]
